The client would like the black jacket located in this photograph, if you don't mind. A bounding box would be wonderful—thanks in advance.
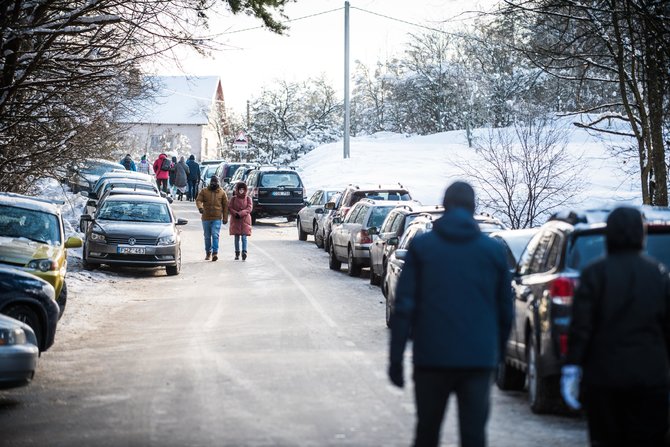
[566,207,670,389]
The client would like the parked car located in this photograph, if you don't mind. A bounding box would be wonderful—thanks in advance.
[63,158,124,193]
[245,168,306,223]
[215,162,256,185]
[297,189,341,242]
[368,205,443,288]
[328,198,411,277]
[314,192,341,249]
[489,228,540,270]
[200,163,222,188]
[80,186,167,233]
[200,159,226,167]
[0,193,82,319]
[499,206,670,414]
[222,164,259,199]
[475,213,508,234]
[322,183,414,252]
[89,170,157,195]
[81,194,187,275]
[0,313,39,389]
[0,266,59,352]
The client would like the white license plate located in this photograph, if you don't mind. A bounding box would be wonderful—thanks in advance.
[118,246,146,255]
[272,191,290,196]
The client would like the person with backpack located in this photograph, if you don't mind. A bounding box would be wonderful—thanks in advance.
[195,175,229,261]
[136,155,154,175]
[153,153,172,194]
[119,154,136,171]
[174,156,190,201]
[186,155,201,202]
[228,181,253,260]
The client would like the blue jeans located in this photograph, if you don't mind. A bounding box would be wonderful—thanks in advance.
[202,219,222,254]
[234,235,248,252]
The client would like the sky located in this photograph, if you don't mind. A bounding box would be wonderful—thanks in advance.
[150,0,499,114]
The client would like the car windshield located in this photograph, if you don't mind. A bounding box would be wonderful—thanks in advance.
[567,230,670,270]
[203,166,217,179]
[0,205,61,245]
[97,201,171,223]
[77,161,118,176]
[367,206,396,228]
[260,172,301,188]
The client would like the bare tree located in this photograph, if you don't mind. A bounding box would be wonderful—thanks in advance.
[460,115,584,228]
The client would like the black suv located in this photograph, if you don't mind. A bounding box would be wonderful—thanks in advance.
[245,168,306,224]
[498,206,670,413]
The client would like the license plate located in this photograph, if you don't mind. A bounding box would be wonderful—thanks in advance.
[118,246,146,255]
[272,191,290,196]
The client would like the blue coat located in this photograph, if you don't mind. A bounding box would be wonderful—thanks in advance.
[187,159,201,182]
[389,209,513,369]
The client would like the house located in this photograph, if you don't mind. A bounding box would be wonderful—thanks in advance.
[120,76,229,162]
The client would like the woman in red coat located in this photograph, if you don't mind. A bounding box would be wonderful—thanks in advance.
[228,181,253,260]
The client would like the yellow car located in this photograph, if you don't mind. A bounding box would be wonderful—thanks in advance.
[0,193,83,318]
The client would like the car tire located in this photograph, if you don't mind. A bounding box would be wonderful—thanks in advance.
[385,298,392,328]
[369,269,381,286]
[347,247,362,277]
[4,304,43,351]
[297,218,307,241]
[56,281,67,320]
[496,360,525,391]
[166,250,181,276]
[287,215,296,223]
[324,231,330,252]
[381,265,389,298]
[251,213,257,225]
[314,223,324,248]
[328,241,341,271]
[527,333,554,414]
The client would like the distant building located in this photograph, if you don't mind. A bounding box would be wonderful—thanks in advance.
[120,76,229,161]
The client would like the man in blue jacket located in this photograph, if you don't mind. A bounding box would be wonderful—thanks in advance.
[389,181,513,447]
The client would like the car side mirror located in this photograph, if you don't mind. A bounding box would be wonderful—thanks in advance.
[64,236,83,249]
[315,208,324,214]
[324,202,335,210]
[176,218,188,226]
[387,236,399,246]
[223,177,231,184]
[395,248,408,260]
[88,192,98,200]
[166,196,174,204]
[86,200,96,207]
[368,226,379,235]
[80,214,93,222]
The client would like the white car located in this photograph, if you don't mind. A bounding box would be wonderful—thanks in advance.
[0,314,39,389]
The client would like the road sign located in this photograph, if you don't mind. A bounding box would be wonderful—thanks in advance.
[233,131,248,151]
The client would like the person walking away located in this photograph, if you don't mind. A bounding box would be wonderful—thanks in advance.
[120,154,136,171]
[137,155,154,175]
[561,206,670,447]
[174,156,190,201]
[195,175,228,261]
[228,181,253,260]
[168,155,178,197]
[388,181,513,447]
[186,155,201,202]
[153,153,171,194]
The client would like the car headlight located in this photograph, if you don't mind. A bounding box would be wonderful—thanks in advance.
[89,232,106,242]
[158,235,176,245]
[0,327,27,346]
[27,258,58,272]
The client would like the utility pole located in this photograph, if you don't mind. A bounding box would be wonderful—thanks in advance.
[343,0,350,159]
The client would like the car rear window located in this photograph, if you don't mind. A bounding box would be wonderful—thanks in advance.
[353,190,411,203]
[567,230,670,270]
[367,206,396,228]
[260,172,301,188]
[0,205,61,245]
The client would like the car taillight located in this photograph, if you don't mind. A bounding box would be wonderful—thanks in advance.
[559,334,569,356]
[549,276,575,305]
[356,229,372,244]
[341,206,351,217]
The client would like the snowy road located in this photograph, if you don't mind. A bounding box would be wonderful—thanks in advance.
[0,201,587,446]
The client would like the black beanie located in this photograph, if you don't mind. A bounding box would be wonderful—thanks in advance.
[442,181,475,215]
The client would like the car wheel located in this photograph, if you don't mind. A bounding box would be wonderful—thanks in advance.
[251,213,257,225]
[56,281,67,320]
[314,223,324,248]
[287,215,296,223]
[369,269,381,286]
[166,250,181,276]
[4,304,43,351]
[297,218,307,241]
[496,360,525,391]
[328,241,341,271]
[347,247,362,277]
[324,231,330,252]
[527,333,553,414]
[381,265,389,298]
[385,297,392,328]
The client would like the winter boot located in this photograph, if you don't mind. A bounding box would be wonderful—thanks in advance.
[205,252,211,261]
[212,252,218,262]
[242,251,247,261]
[235,251,240,260]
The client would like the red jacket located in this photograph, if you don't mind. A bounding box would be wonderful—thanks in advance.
[153,154,171,180]
[228,194,253,236]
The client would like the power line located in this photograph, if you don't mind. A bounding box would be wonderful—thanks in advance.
[350,6,464,37]
[220,7,343,35]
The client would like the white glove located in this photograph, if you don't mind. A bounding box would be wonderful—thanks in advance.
[560,365,582,410]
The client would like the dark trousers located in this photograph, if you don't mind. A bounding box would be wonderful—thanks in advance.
[157,178,169,194]
[187,180,199,200]
[583,386,668,447]
[413,368,493,447]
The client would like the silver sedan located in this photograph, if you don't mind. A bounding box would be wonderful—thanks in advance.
[0,314,39,389]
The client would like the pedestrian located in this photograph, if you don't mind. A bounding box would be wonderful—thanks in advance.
[186,155,201,202]
[169,155,178,197]
[136,154,154,175]
[228,181,253,260]
[174,156,190,201]
[195,175,229,261]
[153,153,172,194]
[388,181,512,447]
[120,154,136,171]
[561,207,670,447]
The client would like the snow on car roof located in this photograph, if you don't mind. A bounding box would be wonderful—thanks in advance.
[0,193,61,215]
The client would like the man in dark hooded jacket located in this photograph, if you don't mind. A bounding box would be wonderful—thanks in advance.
[388,181,512,447]
[562,207,670,446]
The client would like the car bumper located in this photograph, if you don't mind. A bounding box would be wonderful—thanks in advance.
[353,245,371,266]
[253,202,305,217]
[85,242,179,267]
[0,345,39,389]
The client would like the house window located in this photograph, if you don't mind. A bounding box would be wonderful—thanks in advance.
[150,135,161,149]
